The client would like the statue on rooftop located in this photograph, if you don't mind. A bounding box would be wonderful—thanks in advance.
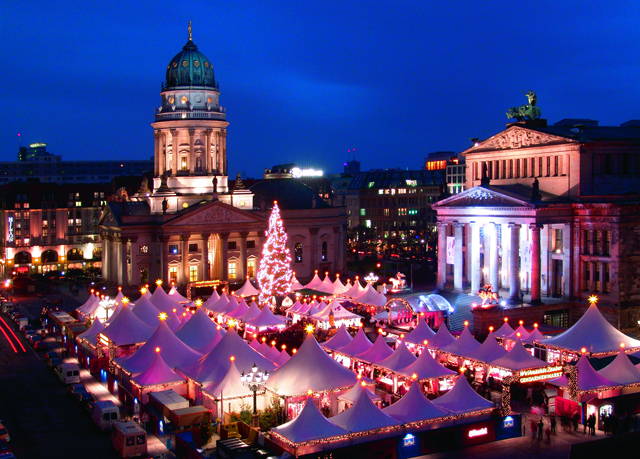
[506,90,541,121]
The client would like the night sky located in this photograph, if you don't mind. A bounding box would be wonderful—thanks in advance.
[4,1,640,178]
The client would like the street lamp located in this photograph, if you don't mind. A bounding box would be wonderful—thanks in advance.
[240,363,269,428]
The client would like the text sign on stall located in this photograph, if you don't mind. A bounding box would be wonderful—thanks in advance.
[519,365,563,384]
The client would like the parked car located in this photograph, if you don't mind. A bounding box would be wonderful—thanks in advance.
[22,325,35,336]
[77,392,95,404]
[46,357,63,369]
[33,341,48,351]
[44,351,60,362]
[28,334,42,345]
[67,384,87,397]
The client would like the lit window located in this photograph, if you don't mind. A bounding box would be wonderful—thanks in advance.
[228,262,237,279]
[139,245,149,254]
[189,265,198,282]
[360,208,366,216]
[169,266,178,283]
[247,260,255,277]
[294,243,303,263]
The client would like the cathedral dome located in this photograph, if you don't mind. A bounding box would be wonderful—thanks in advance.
[165,37,217,90]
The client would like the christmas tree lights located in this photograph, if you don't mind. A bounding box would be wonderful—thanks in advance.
[258,201,293,306]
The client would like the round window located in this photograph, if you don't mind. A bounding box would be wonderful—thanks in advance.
[194,60,200,67]
[168,96,175,104]
[182,60,188,67]
[181,96,188,104]
[207,97,213,104]
[172,62,178,68]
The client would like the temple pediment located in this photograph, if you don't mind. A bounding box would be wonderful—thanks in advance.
[470,126,575,152]
[165,201,263,226]
[433,186,534,209]
[99,207,119,227]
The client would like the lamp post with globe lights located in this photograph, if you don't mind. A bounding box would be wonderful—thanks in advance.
[241,363,269,428]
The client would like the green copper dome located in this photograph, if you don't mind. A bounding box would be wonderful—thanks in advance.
[165,39,218,90]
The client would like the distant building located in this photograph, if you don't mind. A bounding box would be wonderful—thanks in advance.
[433,117,640,329]
[5,143,152,184]
[424,151,466,195]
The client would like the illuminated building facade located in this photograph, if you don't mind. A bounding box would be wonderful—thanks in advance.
[1,182,109,276]
[434,118,640,328]
[99,27,347,288]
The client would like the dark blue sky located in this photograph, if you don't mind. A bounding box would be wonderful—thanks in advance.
[3,1,640,178]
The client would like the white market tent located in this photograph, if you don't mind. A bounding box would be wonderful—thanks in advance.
[382,382,449,424]
[338,383,382,405]
[331,275,350,295]
[220,296,240,316]
[335,327,373,358]
[493,320,516,339]
[303,272,323,290]
[265,333,360,397]
[77,317,105,344]
[271,398,349,445]
[354,284,387,306]
[201,360,254,413]
[321,325,353,352]
[115,321,202,375]
[264,344,282,362]
[317,273,336,294]
[77,294,99,317]
[273,349,291,367]
[226,299,250,319]
[404,318,437,345]
[441,326,481,356]
[428,324,457,349]
[289,274,306,292]
[356,334,394,364]
[311,299,362,329]
[343,279,365,298]
[238,301,262,322]
[180,327,275,384]
[174,307,222,354]
[104,300,124,325]
[248,337,260,351]
[432,376,495,415]
[101,305,154,346]
[375,341,417,372]
[130,295,163,329]
[201,290,220,310]
[463,332,508,363]
[244,305,288,331]
[598,349,640,385]
[207,294,230,314]
[542,303,640,355]
[233,277,260,297]
[330,384,401,433]
[488,340,547,371]
[522,327,547,345]
[549,354,620,393]
[130,352,187,403]
[397,348,457,381]
[506,324,531,341]
[168,286,189,303]
[286,300,305,316]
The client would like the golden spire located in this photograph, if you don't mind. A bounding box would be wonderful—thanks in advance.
[188,21,192,41]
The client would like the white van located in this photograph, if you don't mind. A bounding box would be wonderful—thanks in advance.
[56,363,80,384]
[111,421,147,458]
[92,400,121,431]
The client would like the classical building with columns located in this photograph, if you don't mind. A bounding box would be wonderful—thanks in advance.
[433,117,640,329]
[98,27,347,288]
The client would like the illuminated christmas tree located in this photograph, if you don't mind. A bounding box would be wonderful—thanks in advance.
[257,201,293,306]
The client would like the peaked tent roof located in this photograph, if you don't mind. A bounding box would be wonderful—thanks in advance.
[598,350,640,385]
[207,294,229,314]
[316,273,336,294]
[382,382,449,424]
[463,332,508,363]
[506,324,531,341]
[130,295,163,329]
[233,278,260,297]
[489,340,547,371]
[289,274,305,291]
[311,299,361,322]
[271,398,349,445]
[330,384,401,433]
[219,296,240,315]
[287,300,305,315]
[331,276,350,294]
[543,303,640,354]
[227,299,250,319]
[77,294,99,316]
[338,383,382,404]
[104,300,124,325]
[335,327,373,358]
[168,286,189,303]
[303,272,323,290]
[321,325,353,351]
[354,283,387,306]
[101,305,154,346]
[273,349,291,367]
[398,348,457,381]
[77,317,105,343]
[428,324,457,349]
[238,301,262,322]
[569,354,619,392]
[264,344,282,362]
[245,305,287,328]
[179,327,275,384]
[404,317,437,344]
[201,360,252,399]
[343,279,365,298]
[265,333,359,396]
[115,321,202,374]
[432,376,494,415]
[493,320,516,339]
[202,290,220,310]
[522,327,547,344]
[441,326,481,355]
[356,333,394,364]
[174,307,221,352]
[375,341,417,372]
[131,352,185,387]
[248,337,261,350]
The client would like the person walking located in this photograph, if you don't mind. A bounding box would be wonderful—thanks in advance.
[550,415,557,433]
[538,419,544,440]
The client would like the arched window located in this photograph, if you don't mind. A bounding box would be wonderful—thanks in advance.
[14,251,32,265]
[294,243,303,263]
[67,248,83,261]
[41,250,58,263]
[321,241,328,261]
